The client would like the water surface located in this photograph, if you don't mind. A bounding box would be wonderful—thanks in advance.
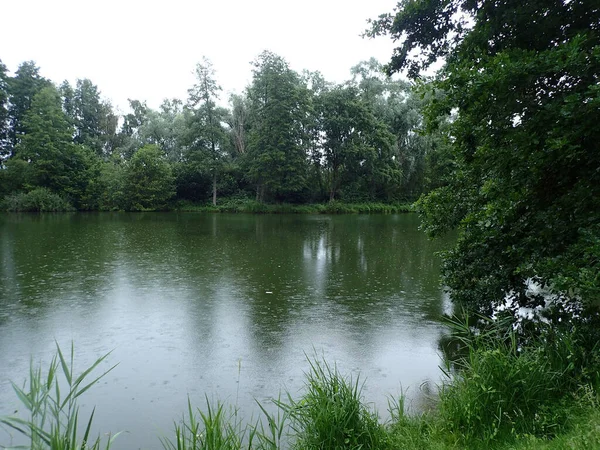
[0,213,452,449]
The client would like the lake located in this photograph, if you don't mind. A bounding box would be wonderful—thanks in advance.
[0,212,453,449]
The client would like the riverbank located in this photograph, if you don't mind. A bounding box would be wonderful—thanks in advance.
[0,189,414,213]
[3,319,599,450]
[175,199,413,214]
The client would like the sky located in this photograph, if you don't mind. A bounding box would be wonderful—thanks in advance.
[1,0,400,113]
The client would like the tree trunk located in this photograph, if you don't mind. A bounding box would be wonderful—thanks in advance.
[212,172,217,206]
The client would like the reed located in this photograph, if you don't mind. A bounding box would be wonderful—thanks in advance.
[0,342,119,450]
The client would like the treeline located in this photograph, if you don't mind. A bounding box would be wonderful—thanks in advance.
[0,52,449,211]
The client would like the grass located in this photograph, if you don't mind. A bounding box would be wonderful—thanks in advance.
[278,358,387,450]
[0,342,119,450]
[175,199,413,214]
[3,321,599,450]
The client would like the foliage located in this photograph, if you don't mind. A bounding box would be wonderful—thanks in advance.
[370,0,600,316]
[317,84,397,202]
[0,59,9,158]
[159,396,288,450]
[438,314,600,444]
[60,78,118,157]
[1,188,75,212]
[12,85,101,208]
[0,55,447,211]
[0,343,118,450]
[280,358,387,450]
[245,51,310,202]
[6,61,52,157]
[175,199,412,214]
[160,398,245,450]
[122,144,175,211]
[184,57,230,206]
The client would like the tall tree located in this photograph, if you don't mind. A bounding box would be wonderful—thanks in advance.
[60,79,118,157]
[185,57,229,205]
[317,85,395,201]
[349,59,447,200]
[246,51,309,202]
[0,60,9,159]
[138,99,186,162]
[227,94,248,157]
[6,61,51,155]
[370,0,600,317]
[14,85,98,207]
[117,99,150,159]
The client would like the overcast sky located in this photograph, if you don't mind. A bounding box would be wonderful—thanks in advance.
[2,0,400,113]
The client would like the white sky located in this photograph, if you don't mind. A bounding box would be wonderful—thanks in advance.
[1,0,399,113]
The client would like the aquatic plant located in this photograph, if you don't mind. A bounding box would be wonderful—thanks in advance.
[0,343,118,450]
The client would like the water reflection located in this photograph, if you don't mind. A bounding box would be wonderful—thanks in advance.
[0,213,453,450]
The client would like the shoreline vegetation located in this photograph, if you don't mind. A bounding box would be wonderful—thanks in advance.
[0,194,414,214]
[2,317,599,450]
[175,199,413,215]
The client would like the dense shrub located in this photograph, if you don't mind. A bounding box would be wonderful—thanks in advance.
[1,188,75,212]
[438,316,600,444]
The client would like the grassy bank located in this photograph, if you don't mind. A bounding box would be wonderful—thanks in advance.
[2,319,599,449]
[176,199,413,214]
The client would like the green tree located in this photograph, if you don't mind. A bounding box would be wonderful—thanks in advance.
[60,79,119,157]
[138,99,186,162]
[246,51,310,202]
[123,144,175,210]
[301,70,331,201]
[14,86,99,208]
[116,99,149,159]
[370,0,600,316]
[7,61,52,155]
[349,59,450,200]
[317,85,396,201]
[185,58,229,205]
[227,93,248,157]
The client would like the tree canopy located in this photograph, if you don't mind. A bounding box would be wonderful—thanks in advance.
[370,0,600,317]
[0,53,447,211]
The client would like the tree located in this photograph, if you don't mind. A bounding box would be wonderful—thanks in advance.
[0,59,10,159]
[138,99,186,162]
[123,144,175,210]
[6,61,51,156]
[370,0,600,317]
[227,94,248,157]
[185,57,229,206]
[246,51,310,202]
[317,85,396,201]
[117,99,150,159]
[13,85,99,207]
[60,79,119,157]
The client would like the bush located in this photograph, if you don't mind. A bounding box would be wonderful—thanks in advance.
[438,315,599,444]
[1,188,75,212]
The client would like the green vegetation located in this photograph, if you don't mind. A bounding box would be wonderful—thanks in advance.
[2,0,598,446]
[0,54,445,212]
[1,343,119,450]
[175,199,412,214]
[4,327,599,449]
[280,358,386,450]
[1,187,75,212]
[369,0,600,320]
